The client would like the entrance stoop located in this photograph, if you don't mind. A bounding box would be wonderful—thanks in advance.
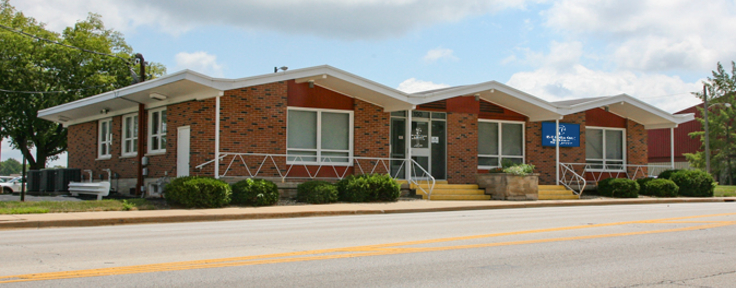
[413,181,491,200]
[538,185,580,200]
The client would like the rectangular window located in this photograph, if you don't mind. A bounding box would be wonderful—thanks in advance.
[148,108,167,153]
[121,114,138,157]
[478,120,524,168]
[98,118,112,159]
[586,127,625,171]
[286,108,353,165]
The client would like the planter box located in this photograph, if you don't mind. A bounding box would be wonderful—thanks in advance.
[476,173,539,201]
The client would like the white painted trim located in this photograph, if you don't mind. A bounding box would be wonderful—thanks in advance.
[147,107,167,154]
[98,118,113,159]
[585,126,627,172]
[477,119,526,170]
[556,119,560,185]
[286,107,354,166]
[121,113,138,157]
[215,93,220,179]
[670,127,675,169]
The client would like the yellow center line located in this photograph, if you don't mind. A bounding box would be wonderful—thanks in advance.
[1,212,734,284]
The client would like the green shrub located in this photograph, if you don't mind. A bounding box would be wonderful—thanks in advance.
[637,178,656,195]
[644,179,679,197]
[231,178,280,206]
[165,176,232,208]
[657,169,682,180]
[670,170,715,197]
[337,174,401,202]
[297,181,338,204]
[503,164,535,176]
[597,178,639,198]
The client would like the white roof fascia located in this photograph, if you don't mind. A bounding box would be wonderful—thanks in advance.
[556,94,696,129]
[410,81,560,113]
[292,65,412,103]
[38,70,200,118]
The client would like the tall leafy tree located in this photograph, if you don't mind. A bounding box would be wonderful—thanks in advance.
[0,0,165,169]
[0,158,23,175]
[686,62,736,185]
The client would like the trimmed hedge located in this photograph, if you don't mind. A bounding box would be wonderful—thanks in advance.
[657,169,682,180]
[598,178,639,198]
[296,181,338,204]
[165,176,232,208]
[670,170,715,197]
[644,179,679,197]
[337,174,401,202]
[231,178,280,206]
[637,178,656,196]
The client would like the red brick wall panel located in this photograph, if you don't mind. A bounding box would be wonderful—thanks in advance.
[446,112,478,184]
[525,113,587,185]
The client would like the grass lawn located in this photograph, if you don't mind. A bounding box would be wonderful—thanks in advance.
[0,199,155,214]
[715,185,736,197]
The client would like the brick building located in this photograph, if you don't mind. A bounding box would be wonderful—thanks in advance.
[38,66,693,196]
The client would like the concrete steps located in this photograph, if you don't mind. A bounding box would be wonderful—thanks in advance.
[415,183,490,201]
[538,185,579,200]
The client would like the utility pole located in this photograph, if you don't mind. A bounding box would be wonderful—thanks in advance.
[704,85,711,175]
[21,154,26,202]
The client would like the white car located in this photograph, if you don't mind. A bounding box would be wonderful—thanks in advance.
[0,176,25,194]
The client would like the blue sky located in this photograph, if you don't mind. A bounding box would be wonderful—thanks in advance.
[4,0,736,166]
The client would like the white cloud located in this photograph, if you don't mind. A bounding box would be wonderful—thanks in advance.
[543,0,736,72]
[507,65,703,113]
[423,48,458,62]
[173,52,224,77]
[397,78,450,93]
[14,0,541,39]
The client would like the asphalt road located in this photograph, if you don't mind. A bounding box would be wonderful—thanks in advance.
[1,202,735,287]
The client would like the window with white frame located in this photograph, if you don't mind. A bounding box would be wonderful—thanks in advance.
[478,120,524,168]
[121,114,138,157]
[586,127,625,171]
[286,108,353,164]
[98,118,112,159]
[148,108,167,153]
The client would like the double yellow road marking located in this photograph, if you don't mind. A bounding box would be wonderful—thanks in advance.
[2,212,735,284]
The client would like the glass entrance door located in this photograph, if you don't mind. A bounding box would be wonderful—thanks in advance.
[390,118,406,178]
[390,111,446,180]
[411,119,431,176]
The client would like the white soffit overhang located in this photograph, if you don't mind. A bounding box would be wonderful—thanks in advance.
[410,81,563,122]
[38,70,225,126]
[557,94,695,129]
[294,66,414,112]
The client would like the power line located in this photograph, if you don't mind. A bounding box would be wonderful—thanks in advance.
[0,84,113,94]
[0,23,132,64]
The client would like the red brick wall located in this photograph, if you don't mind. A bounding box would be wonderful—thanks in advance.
[627,119,648,176]
[217,82,288,177]
[166,99,216,177]
[67,116,139,184]
[525,112,587,185]
[446,112,478,184]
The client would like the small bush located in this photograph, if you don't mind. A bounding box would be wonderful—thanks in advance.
[337,174,401,202]
[503,164,535,176]
[657,169,682,180]
[297,181,338,204]
[670,170,715,197]
[165,176,232,208]
[637,178,656,195]
[231,178,280,206]
[644,179,679,197]
[598,178,639,198]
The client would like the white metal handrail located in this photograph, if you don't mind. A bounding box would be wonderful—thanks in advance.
[560,163,673,186]
[195,153,436,199]
[559,163,587,196]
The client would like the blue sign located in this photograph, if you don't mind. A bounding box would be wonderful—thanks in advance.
[542,122,580,147]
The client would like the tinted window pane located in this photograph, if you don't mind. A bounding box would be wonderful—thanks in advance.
[501,123,523,156]
[478,122,499,155]
[287,111,317,149]
[321,112,349,150]
[586,129,603,159]
[605,130,623,160]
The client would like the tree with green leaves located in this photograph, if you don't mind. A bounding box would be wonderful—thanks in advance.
[0,158,23,175]
[0,0,165,169]
[685,62,736,185]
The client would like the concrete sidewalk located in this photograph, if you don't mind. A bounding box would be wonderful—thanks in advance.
[1,197,734,230]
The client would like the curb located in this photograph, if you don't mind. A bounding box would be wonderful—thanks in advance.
[1,198,733,230]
